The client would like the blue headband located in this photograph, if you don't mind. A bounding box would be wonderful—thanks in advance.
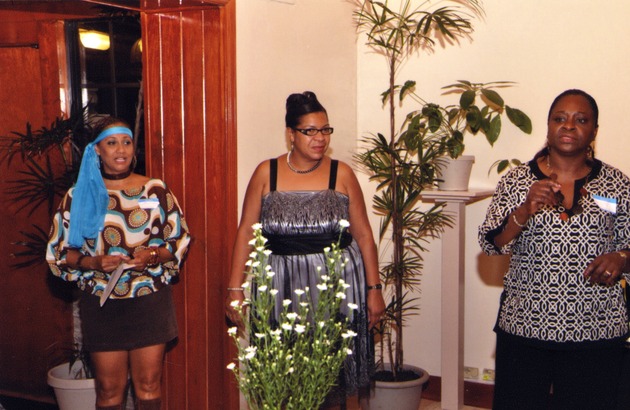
[68,126,134,247]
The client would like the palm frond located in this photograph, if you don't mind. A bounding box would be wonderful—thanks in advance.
[10,225,49,269]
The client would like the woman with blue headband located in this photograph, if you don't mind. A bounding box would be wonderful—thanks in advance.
[46,117,191,410]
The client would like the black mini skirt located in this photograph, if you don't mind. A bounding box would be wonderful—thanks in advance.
[79,286,178,352]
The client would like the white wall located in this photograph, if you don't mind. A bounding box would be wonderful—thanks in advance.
[238,0,630,382]
[236,0,357,171]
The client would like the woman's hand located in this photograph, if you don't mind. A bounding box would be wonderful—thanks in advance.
[522,177,563,216]
[127,248,161,271]
[584,251,627,286]
[225,290,247,332]
[95,255,131,272]
[367,289,386,330]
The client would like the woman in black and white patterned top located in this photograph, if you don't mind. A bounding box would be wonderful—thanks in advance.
[479,89,630,410]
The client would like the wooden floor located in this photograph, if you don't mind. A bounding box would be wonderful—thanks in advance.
[344,396,489,409]
[418,399,488,410]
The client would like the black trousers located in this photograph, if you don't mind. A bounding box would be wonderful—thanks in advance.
[617,344,630,410]
[493,333,625,410]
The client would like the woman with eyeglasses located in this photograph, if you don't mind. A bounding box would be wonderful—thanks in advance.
[226,91,385,408]
[479,89,630,410]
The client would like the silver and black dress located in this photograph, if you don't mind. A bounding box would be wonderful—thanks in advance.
[260,158,373,401]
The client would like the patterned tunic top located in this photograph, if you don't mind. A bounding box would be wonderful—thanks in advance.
[479,159,630,347]
[47,178,191,299]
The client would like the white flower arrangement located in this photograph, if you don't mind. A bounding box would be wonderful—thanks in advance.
[227,221,355,410]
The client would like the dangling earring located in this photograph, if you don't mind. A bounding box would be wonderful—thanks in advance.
[130,156,137,171]
[290,141,294,153]
[97,155,102,169]
[587,145,594,159]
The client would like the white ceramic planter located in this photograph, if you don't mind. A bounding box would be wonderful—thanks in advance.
[368,364,430,410]
[437,155,475,191]
[47,362,96,410]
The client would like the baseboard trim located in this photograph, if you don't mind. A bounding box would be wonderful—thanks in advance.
[422,375,493,409]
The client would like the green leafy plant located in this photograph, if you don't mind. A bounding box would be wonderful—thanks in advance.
[0,107,93,267]
[352,0,531,381]
[227,222,355,410]
[66,342,94,379]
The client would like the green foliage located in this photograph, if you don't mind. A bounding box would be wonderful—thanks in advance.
[411,80,533,159]
[227,223,355,410]
[354,0,482,68]
[0,108,92,268]
[66,342,94,379]
[446,81,533,172]
[9,225,49,269]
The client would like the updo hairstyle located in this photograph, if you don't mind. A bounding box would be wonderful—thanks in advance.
[285,91,327,128]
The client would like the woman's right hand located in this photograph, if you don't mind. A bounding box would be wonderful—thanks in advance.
[225,290,246,331]
[522,177,563,215]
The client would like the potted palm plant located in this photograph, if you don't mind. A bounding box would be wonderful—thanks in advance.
[352,1,531,408]
[46,342,97,410]
[0,109,99,409]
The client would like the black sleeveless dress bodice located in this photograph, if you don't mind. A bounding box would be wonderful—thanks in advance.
[259,158,373,400]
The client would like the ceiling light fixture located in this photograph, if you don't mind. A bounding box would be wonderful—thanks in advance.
[79,29,110,51]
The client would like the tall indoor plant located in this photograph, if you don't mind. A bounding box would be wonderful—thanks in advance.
[352,0,532,384]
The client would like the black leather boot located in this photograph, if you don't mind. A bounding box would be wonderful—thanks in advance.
[135,397,162,410]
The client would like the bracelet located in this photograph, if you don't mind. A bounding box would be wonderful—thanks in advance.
[367,284,383,291]
[512,213,527,228]
[227,287,245,291]
[76,254,87,269]
[618,251,627,269]
[148,248,159,267]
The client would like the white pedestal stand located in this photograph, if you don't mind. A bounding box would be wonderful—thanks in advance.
[420,189,493,410]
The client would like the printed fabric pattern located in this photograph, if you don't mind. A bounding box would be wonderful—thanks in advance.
[47,178,191,299]
[478,159,630,346]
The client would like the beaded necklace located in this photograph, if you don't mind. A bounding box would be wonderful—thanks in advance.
[287,150,322,174]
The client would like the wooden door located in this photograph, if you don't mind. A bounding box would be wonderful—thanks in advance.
[141,1,238,408]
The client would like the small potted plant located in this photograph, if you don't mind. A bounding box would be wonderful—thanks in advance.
[402,79,532,190]
[47,342,96,410]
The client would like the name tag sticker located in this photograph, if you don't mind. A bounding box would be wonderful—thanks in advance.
[138,198,159,209]
[592,194,617,214]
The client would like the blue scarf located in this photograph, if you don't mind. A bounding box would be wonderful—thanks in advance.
[68,126,133,247]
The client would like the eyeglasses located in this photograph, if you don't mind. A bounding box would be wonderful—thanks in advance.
[293,127,334,136]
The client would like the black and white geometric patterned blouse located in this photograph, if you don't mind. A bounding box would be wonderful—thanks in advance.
[479,158,630,348]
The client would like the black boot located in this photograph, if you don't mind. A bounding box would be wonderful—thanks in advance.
[96,404,124,410]
[135,397,162,410]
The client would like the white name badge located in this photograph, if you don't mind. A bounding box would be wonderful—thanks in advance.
[138,198,159,209]
[592,194,617,214]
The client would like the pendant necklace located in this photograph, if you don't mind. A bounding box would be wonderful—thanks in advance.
[287,150,322,174]
[546,154,589,221]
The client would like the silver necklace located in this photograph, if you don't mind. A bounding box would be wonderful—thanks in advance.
[287,150,322,174]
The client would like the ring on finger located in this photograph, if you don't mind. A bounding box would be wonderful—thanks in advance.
[604,270,612,278]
